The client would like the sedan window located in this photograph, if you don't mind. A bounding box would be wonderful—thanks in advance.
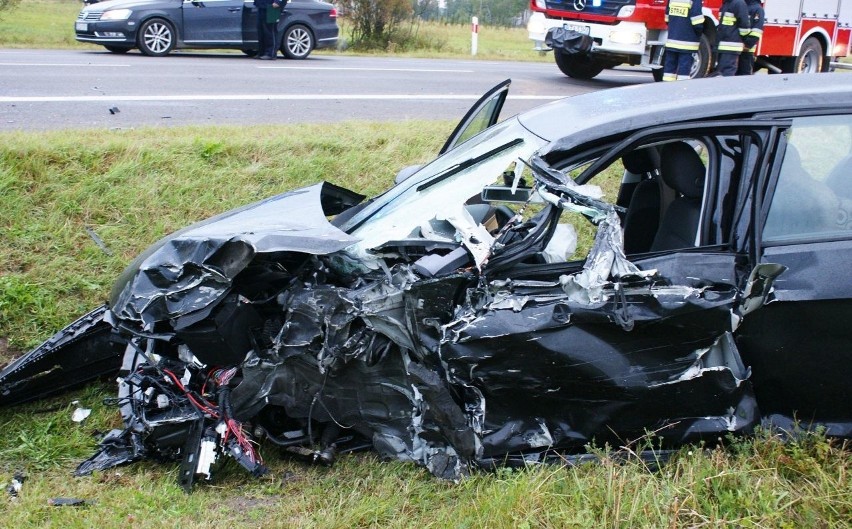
[763,115,852,243]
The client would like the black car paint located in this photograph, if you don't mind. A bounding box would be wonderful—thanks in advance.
[74,0,338,57]
[1,75,850,488]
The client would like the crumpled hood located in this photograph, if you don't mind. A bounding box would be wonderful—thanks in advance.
[110,182,361,325]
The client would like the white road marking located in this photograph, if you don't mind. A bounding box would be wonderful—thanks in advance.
[257,66,475,73]
[0,63,131,67]
[0,94,564,103]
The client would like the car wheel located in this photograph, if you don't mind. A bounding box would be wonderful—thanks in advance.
[795,37,824,73]
[137,18,176,57]
[553,50,606,80]
[104,45,131,54]
[282,24,314,60]
[241,49,258,57]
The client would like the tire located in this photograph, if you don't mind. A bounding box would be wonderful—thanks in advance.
[654,34,712,81]
[241,49,258,57]
[137,18,176,57]
[794,37,824,73]
[553,50,606,80]
[282,24,314,60]
[689,34,713,78]
[103,45,131,54]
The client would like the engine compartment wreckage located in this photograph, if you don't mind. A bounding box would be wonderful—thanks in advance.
[2,75,851,489]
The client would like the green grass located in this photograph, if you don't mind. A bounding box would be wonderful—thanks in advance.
[1,123,850,528]
[0,0,80,48]
[0,123,450,351]
[0,387,848,527]
[0,0,549,61]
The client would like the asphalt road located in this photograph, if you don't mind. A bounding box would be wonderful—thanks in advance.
[0,49,654,131]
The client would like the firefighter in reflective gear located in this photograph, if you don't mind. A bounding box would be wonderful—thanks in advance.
[737,0,765,75]
[663,0,705,81]
[715,0,751,76]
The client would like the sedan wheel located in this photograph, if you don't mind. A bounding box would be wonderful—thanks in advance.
[283,24,314,60]
[138,18,175,57]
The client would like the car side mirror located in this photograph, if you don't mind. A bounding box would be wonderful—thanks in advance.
[394,164,422,185]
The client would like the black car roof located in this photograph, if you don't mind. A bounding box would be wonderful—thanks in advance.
[518,74,852,155]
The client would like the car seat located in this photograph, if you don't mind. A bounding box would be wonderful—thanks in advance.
[621,147,662,254]
[650,142,707,251]
[825,153,852,201]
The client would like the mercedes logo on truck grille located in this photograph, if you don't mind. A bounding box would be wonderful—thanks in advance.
[573,0,586,10]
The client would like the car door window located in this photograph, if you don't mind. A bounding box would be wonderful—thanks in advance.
[439,79,510,155]
[763,115,852,243]
[182,0,245,43]
[548,131,760,259]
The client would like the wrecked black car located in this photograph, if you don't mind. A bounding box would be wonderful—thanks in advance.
[2,74,851,488]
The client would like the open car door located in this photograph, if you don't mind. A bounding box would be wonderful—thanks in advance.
[439,79,511,155]
[395,79,512,184]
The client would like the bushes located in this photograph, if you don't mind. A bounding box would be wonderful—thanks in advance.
[340,0,414,49]
[0,0,20,18]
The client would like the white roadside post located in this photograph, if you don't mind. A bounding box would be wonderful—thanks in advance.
[471,16,479,56]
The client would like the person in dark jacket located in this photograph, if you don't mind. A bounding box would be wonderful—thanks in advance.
[715,0,751,76]
[737,0,765,75]
[255,0,283,60]
[662,0,705,81]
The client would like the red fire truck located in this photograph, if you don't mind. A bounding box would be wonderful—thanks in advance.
[527,0,852,80]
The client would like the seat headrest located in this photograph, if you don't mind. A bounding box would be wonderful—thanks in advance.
[783,144,802,170]
[660,142,706,199]
[622,147,659,174]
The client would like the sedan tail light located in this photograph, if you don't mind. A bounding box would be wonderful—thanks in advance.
[329,7,338,18]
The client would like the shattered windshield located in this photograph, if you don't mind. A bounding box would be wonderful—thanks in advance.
[342,118,548,255]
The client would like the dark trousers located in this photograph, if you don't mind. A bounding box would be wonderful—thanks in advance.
[663,49,695,80]
[256,8,278,58]
[717,52,740,76]
[736,51,755,75]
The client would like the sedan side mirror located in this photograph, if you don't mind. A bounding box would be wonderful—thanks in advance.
[394,164,423,184]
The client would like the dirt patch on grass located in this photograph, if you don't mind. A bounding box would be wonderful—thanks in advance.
[225,496,281,511]
[0,337,22,366]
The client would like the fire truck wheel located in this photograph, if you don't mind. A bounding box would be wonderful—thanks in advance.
[690,34,713,79]
[795,37,824,73]
[653,34,712,82]
[554,51,607,80]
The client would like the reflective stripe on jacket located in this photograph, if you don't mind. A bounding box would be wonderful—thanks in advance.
[665,0,704,49]
[742,0,765,51]
[716,0,750,53]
